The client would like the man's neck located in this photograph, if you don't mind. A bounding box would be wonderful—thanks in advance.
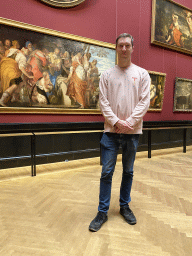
[117,59,132,69]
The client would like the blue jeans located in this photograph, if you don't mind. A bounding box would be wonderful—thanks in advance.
[98,133,140,213]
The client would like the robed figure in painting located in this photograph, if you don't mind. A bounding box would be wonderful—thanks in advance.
[66,52,87,108]
[166,14,183,47]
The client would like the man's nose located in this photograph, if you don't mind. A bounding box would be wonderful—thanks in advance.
[122,45,126,51]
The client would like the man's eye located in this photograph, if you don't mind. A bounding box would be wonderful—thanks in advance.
[119,45,130,48]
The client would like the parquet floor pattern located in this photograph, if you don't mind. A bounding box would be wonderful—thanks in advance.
[0,146,191,255]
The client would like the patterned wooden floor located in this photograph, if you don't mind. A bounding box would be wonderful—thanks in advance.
[0,146,191,256]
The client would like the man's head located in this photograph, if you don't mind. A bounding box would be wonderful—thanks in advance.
[116,33,134,67]
[54,48,60,56]
[116,33,134,47]
[4,39,11,50]
[25,41,33,53]
[12,40,20,49]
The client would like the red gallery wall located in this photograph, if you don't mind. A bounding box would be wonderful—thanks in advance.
[0,0,192,124]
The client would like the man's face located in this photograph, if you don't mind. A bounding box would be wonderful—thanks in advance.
[16,42,20,49]
[116,37,133,60]
[54,48,60,56]
[27,43,33,52]
[5,40,11,50]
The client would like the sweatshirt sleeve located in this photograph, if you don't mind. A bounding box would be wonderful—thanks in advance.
[99,72,119,126]
[126,71,150,127]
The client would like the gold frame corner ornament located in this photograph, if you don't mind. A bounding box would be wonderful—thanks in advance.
[40,0,85,8]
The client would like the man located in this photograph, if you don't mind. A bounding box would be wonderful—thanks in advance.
[89,33,150,232]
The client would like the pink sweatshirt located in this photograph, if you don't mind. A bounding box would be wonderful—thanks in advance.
[99,64,150,134]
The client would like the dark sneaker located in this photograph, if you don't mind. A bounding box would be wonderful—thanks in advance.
[120,205,137,225]
[89,211,108,232]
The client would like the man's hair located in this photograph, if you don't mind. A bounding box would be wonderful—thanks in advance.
[116,33,134,47]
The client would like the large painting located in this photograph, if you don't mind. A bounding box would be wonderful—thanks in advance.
[0,17,116,114]
[151,0,192,55]
[148,71,166,111]
[173,77,192,112]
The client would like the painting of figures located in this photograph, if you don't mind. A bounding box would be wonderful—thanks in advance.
[151,0,192,55]
[0,17,115,114]
[148,71,166,111]
[173,77,192,112]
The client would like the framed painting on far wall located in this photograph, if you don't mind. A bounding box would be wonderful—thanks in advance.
[151,0,192,55]
[173,77,192,112]
[148,71,166,112]
[0,17,116,114]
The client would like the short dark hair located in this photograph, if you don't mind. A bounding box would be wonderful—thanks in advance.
[116,33,134,47]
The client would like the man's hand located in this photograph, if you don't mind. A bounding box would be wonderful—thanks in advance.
[115,120,134,133]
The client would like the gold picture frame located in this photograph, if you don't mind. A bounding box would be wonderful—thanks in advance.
[40,0,85,8]
[148,71,166,112]
[0,17,116,114]
[151,0,192,55]
[173,77,192,112]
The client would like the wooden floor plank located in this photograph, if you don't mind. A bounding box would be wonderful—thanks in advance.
[0,146,191,255]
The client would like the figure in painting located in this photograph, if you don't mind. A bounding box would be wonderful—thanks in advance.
[150,78,157,108]
[4,39,11,56]
[85,59,99,107]
[20,63,35,104]
[0,40,34,106]
[149,76,164,109]
[66,52,87,108]
[186,11,192,36]
[53,51,72,106]
[155,83,163,108]
[31,71,53,104]
[21,41,34,61]
[28,48,48,83]
[166,14,183,47]
[48,47,62,87]
[0,41,5,61]
[61,51,71,78]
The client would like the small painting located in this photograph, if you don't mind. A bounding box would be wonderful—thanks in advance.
[148,71,166,111]
[173,77,192,112]
[151,0,192,55]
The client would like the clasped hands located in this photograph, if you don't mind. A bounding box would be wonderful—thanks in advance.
[114,120,133,133]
